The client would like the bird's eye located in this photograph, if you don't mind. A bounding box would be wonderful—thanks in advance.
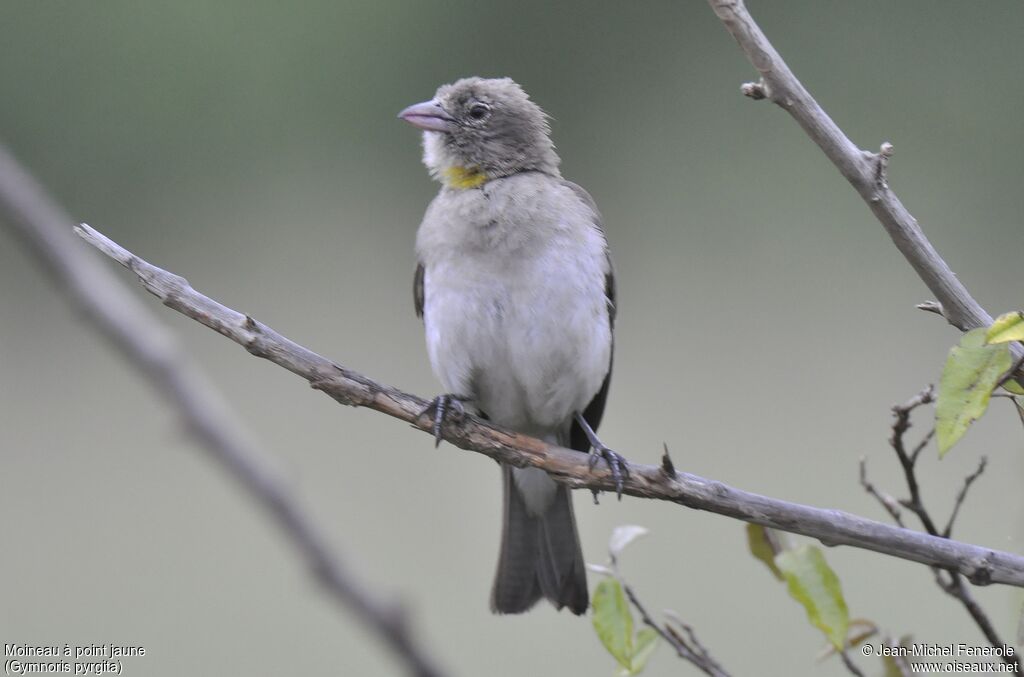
[468,102,490,120]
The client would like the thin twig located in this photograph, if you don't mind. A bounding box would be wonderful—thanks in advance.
[889,388,941,535]
[938,575,1015,667]
[664,615,721,669]
[909,428,935,465]
[621,584,730,677]
[838,649,866,677]
[860,388,1020,669]
[943,457,987,539]
[859,458,903,526]
[0,144,449,677]
[69,222,1024,590]
[996,352,1024,392]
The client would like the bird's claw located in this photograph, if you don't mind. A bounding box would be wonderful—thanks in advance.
[589,443,629,499]
[574,411,629,501]
[418,394,469,447]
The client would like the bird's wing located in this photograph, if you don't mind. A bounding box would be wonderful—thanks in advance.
[562,180,616,448]
[561,180,615,324]
[413,261,425,319]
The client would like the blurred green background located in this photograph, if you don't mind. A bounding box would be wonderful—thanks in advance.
[2,1,1023,675]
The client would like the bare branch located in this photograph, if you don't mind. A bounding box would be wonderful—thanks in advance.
[0,145,449,677]
[71,222,1024,590]
[943,457,987,539]
[909,428,935,465]
[706,0,1021,367]
[889,387,940,534]
[996,352,1024,393]
[621,584,730,677]
[663,614,726,674]
[863,388,1019,669]
[604,539,728,675]
[859,458,903,526]
[837,650,866,677]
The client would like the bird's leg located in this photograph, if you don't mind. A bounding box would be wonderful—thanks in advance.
[418,394,472,447]
[574,412,629,499]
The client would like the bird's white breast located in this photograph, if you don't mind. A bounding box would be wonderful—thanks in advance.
[416,174,612,440]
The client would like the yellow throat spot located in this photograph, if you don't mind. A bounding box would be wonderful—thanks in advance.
[442,166,488,189]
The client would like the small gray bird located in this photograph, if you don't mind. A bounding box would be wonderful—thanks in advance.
[399,77,624,615]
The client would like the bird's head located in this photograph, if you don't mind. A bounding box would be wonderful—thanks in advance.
[399,77,560,189]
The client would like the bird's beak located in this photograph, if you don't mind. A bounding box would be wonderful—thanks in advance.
[398,100,454,133]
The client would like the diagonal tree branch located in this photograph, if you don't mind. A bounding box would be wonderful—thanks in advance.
[622,583,731,677]
[709,2,1022,659]
[707,0,1020,366]
[71,221,1024,590]
[0,144,449,677]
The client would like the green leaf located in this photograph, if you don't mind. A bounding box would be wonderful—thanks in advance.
[775,545,849,650]
[1004,379,1024,396]
[628,627,659,675]
[746,524,785,581]
[936,328,1012,457]
[592,578,633,670]
[987,311,1024,344]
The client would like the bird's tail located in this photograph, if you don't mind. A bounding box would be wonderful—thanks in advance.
[490,465,588,615]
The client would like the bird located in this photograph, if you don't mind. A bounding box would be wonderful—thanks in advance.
[399,77,625,615]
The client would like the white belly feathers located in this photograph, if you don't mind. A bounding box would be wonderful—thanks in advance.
[417,173,612,440]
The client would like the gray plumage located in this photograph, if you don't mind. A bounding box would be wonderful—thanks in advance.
[402,77,615,615]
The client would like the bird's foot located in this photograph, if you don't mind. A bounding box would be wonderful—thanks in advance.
[574,412,629,500]
[418,394,471,447]
[589,444,630,501]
